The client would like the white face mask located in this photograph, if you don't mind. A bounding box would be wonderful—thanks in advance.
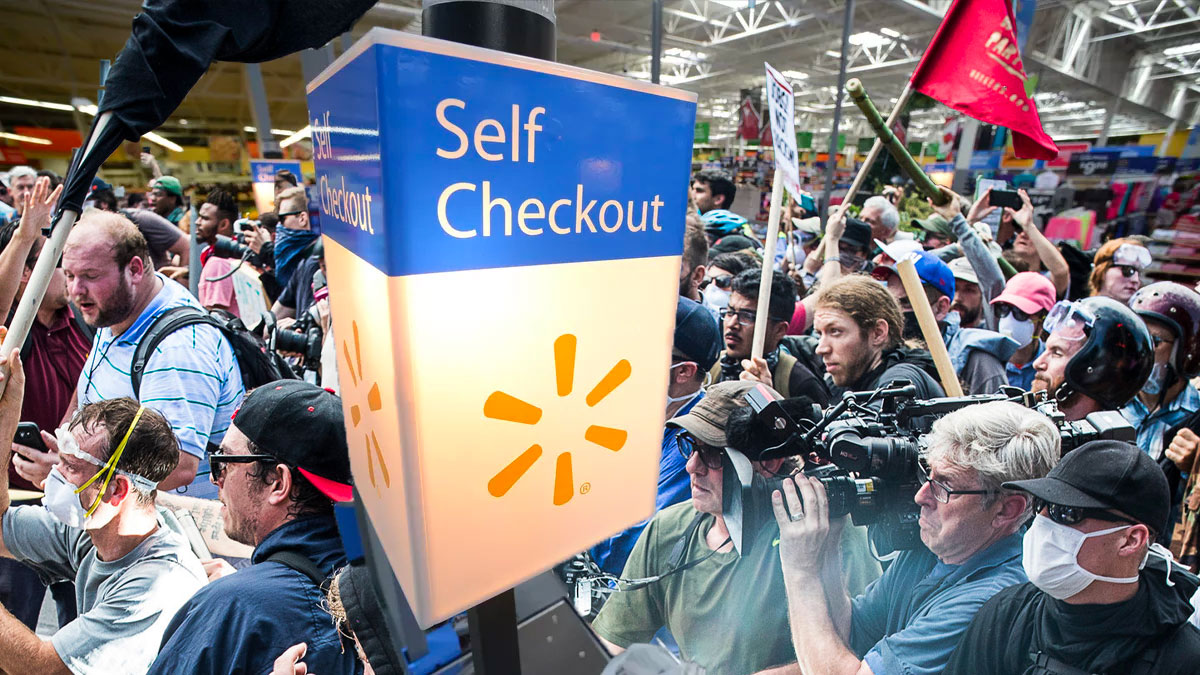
[1141,362,1169,396]
[703,286,730,313]
[1023,514,1141,599]
[666,362,708,409]
[42,467,93,530]
[999,314,1035,349]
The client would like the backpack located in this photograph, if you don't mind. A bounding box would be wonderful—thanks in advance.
[130,306,296,396]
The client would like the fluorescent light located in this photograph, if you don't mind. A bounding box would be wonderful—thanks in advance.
[244,126,257,133]
[825,50,841,58]
[142,131,182,153]
[664,47,707,61]
[880,27,903,39]
[0,95,75,112]
[179,119,189,126]
[849,31,890,48]
[781,70,809,80]
[75,104,98,116]
[279,125,312,148]
[1164,43,1200,57]
[0,131,51,145]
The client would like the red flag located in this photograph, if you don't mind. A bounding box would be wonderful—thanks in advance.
[909,0,1057,160]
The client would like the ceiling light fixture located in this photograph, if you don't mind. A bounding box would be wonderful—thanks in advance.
[0,131,52,145]
[142,131,182,153]
[0,95,75,112]
[279,125,312,148]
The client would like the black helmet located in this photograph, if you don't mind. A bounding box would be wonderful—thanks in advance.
[1045,296,1154,409]
[1130,281,1200,378]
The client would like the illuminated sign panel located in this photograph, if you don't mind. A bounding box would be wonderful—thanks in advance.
[308,28,696,626]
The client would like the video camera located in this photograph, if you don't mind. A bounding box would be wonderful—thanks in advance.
[723,382,1135,556]
[209,219,262,260]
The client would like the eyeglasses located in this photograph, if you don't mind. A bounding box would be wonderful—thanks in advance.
[720,307,757,326]
[1032,498,1141,527]
[918,463,991,503]
[676,432,725,470]
[210,453,279,481]
[701,274,733,291]
[993,303,1031,322]
[1044,301,1094,342]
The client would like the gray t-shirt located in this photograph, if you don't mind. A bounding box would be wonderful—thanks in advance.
[1,505,206,675]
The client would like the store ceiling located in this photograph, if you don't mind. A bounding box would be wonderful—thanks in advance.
[0,0,1197,150]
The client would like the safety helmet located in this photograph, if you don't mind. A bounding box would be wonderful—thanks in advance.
[1130,281,1200,378]
[1044,296,1154,409]
[700,209,748,237]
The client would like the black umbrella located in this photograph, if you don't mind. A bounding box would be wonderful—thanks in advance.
[0,0,376,392]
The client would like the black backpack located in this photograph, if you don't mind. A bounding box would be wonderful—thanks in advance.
[130,306,296,396]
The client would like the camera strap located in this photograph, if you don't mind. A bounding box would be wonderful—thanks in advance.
[617,512,731,591]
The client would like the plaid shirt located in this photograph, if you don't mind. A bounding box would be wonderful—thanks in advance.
[1119,382,1200,460]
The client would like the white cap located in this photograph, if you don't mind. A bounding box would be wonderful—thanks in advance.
[948,256,979,285]
[876,239,922,265]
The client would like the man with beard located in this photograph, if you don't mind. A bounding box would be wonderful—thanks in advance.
[948,257,984,328]
[812,275,943,400]
[33,212,246,497]
[872,249,1014,395]
[147,381,359,675]
[1030,296,1154,421]
[711,268,830,404]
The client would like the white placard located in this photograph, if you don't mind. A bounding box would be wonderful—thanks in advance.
[764,62,802,202]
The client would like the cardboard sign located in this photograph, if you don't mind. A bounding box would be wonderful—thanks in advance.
[764,62,802,202]
[229,266,269,331]
[307,28,696,627]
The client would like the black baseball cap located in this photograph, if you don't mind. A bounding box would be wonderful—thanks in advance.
[232,381,353,502]
[675,296,721,372]
[1004,440,1169,534]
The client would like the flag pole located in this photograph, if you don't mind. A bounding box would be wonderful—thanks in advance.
[846,78,950,206]
[751,168,785,361]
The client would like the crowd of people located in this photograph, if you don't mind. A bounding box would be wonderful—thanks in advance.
[0,154,1199,674]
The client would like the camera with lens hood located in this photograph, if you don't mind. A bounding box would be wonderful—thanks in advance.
[722,382,1135,556]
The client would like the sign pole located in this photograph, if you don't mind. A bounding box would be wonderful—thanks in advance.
[896,258,963,397]
[751,169,784,361]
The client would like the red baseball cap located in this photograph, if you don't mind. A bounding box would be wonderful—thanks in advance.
[991,272,1056,316]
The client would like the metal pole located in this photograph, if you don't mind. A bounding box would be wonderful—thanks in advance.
[1096,94,1121,147]
[651,0,663,84]
[244,63,281,159]
[187,201,201,298]
[823,0,854,217]
[419,3,557,672]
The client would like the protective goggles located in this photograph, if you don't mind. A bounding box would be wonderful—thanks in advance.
[1043,301,1095,342]
[56,407,158,516]
[1112,244,1151,271]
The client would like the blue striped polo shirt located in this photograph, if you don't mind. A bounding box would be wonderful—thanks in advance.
[77,274,244,497]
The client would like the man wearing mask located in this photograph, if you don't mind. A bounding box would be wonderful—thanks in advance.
[991,272,1057,390]
[590,297,721,576]
[1121,282,1200,460]
[1031,296,1155,421]
[0,358,205,675]
[872,247,1014,395]
[944,441,1200,674]
[270,186,320,298]
[773,401,1061,675]
[700,252,755,315]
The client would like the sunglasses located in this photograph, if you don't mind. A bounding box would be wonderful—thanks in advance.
[1115,265,1140,279]
[1032,498,1141,527]
[993,303,1031,322]
[701,274,733,291]
[676,432,725,470]
[209,453,278,481]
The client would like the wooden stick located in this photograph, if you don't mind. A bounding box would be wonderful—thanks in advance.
[833,82,914,221]
[751,169,785,361]
[896,257,963,397]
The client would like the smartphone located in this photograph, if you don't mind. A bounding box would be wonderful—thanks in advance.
[990,189,1023,209]
[13,422,47,455]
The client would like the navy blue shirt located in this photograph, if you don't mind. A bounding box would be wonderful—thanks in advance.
[589,393,702,576]
[148,515,358,675]
[849,533,1026,675]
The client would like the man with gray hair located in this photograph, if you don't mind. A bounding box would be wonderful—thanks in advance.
[772,401,1060,675]
[6,167,37,219]
[860,195,900,245]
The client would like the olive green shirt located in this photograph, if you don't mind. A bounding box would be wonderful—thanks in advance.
[591,501,881,675]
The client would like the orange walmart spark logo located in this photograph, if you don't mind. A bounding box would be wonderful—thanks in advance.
[484,334,630,506]
[342,320,390,491]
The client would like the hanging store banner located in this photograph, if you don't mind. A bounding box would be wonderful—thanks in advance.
[307,27,696,628]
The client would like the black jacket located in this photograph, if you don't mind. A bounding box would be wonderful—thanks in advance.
[839,346,945,401]
[943,556,1200,674]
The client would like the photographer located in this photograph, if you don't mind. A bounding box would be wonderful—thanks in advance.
[1031,296,1154,422]
[590,381,879,675]
[772,401,1060,675]
[194,189,244,317]
[945,441,1200,674]
[812,275,943,400]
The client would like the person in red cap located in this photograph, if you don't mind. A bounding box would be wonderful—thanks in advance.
[147,380,358,675]
[991,272,1057,390]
